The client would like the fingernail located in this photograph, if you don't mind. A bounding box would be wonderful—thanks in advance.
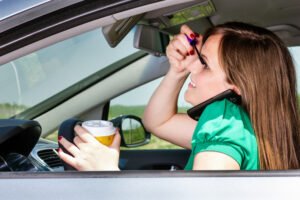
[58,136,63,141]
[190,50,195,55]
[190,33,195,39]
[195,33,200,38]
[58,148,62,153]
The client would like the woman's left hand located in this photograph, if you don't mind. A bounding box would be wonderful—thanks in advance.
[58,125,121,171]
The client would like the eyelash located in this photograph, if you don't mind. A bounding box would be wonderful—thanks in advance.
[199,56,208,69]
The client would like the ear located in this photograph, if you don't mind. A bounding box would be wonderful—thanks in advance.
[231,85,241,95]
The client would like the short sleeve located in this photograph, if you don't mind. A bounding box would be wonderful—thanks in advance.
[191,101,248,166]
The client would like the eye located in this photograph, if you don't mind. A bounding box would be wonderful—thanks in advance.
[199,55,208,68]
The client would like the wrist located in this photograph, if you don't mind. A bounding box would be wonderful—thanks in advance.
[166,68,189,82]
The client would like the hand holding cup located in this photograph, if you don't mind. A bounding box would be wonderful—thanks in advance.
[58,120,120,171]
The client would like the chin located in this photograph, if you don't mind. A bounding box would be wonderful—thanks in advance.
[184,92,196,106]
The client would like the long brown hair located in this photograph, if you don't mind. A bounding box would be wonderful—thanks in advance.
[202,22,300,169]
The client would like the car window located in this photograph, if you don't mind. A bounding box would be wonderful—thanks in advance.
[108,46,300,150]
[45,46,300,146]
[0,0,50,20]
[289,47,300,91]
[0,28,137,119]
[108,77,190,150]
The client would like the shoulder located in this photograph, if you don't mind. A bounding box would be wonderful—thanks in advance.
[191,99,256,166]
[197,99,243,124]
[195,99,249,139]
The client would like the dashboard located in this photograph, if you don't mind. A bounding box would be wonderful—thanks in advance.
[0,139,63,172]
[0,119,63,172]
[29,139,64,172]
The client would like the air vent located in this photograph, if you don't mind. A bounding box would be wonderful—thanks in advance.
[37,149,62,168]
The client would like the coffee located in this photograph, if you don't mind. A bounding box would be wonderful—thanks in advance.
[82,120,116,146]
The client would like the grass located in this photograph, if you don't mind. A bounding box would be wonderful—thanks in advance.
[0,103,188,149]
[0,103,27,118]
[109,105,187,149]
[45,129,181,150]
[45,105,189,150]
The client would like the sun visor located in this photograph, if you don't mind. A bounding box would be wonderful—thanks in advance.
[144,0,216,29]
[102,0,201,47]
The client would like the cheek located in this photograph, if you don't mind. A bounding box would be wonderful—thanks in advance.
[203,72,229,91]
[189,74,230,104]
[184,79,209,105]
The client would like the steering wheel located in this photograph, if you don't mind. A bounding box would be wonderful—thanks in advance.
[0,119,41,171]
[58,118,82,170]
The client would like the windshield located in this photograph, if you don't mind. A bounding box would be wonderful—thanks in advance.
[0,28,137,118]
[0,0,51,21]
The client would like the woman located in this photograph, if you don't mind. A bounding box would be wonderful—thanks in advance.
[58,22,300,170]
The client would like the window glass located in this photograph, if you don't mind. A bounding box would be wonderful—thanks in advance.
[289,47,300,93]
[0,0,50,20]
[109,77,190,149]
[0,28,137,118]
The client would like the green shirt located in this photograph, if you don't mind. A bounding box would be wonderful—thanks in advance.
[185,99,259,170]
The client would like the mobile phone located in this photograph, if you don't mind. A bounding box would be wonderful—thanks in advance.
[187,89,242,121]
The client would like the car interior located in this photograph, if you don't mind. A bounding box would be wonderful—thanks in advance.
[0,0,300,172]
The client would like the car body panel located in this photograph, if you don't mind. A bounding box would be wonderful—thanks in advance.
[1,0,300,199]
[1,171,300,200]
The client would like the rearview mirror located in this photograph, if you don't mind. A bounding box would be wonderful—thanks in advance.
[134,25,170,57]
[102,14,143,47]
[110,115,151,147]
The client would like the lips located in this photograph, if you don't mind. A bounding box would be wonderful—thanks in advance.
[189,78,196,88]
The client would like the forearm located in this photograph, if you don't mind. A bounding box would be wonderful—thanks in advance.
[143,24,200,148]
[143,70,188,133]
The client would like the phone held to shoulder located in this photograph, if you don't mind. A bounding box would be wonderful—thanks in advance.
[187,89,242,121]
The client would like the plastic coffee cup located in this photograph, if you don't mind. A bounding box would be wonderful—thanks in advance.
[82,120,116,146]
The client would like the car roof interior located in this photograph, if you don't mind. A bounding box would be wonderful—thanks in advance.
[102,0,300,47]
[143,0,300,46]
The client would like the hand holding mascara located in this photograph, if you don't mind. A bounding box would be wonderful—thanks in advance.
[184,33,206,65]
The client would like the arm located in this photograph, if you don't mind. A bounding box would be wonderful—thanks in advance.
[143,25,201,149]
[193,152,240,170]
[143,71,196,149]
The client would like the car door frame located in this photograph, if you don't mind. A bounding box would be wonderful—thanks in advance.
[1,170,300,199]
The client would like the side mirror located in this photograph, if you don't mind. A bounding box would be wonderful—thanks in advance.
[134,25,170,57]
[110,115,151,148]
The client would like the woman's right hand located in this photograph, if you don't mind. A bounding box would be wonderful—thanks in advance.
[166,25,202,77]
[143,24,199,149]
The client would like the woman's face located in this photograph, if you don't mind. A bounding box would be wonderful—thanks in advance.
[184,34,234,106]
